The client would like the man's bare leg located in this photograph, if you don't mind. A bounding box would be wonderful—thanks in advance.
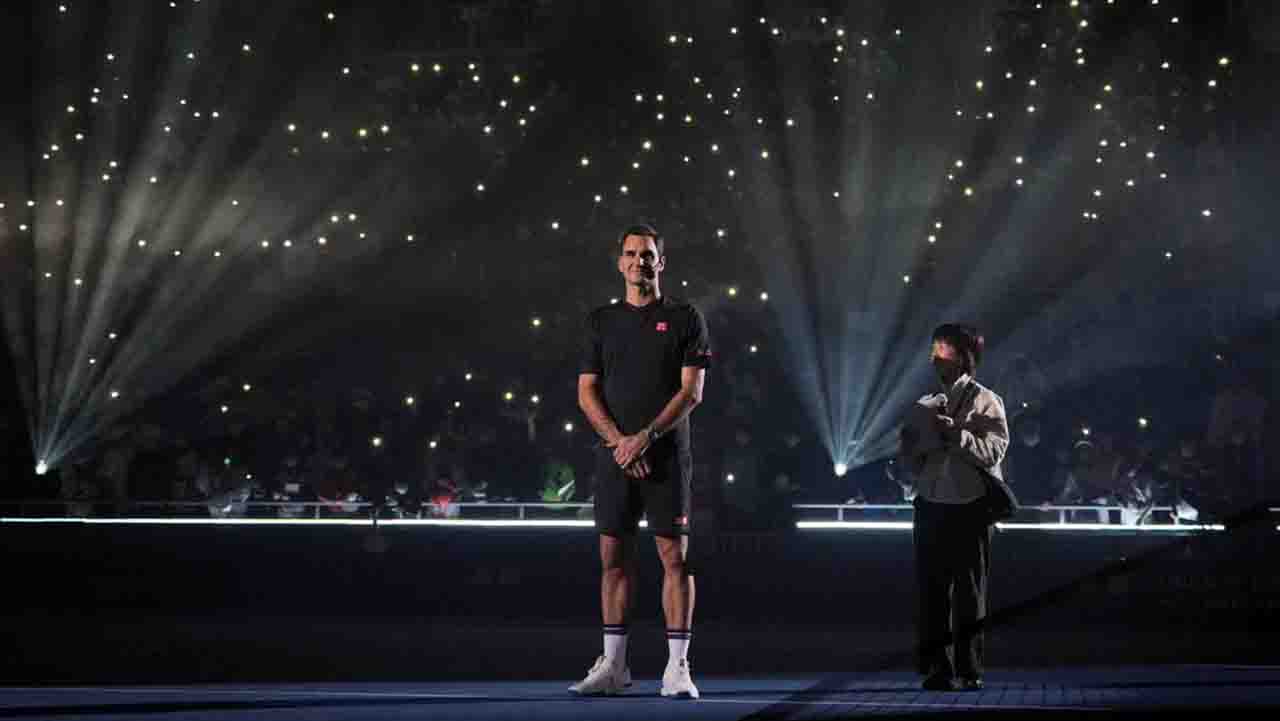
[656,535,695,639]
[655,534,698,697]
[601,533,635,624]
[569,534,635,694]
[599,534,635,671]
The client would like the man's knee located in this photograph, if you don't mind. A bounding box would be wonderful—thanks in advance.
[600,534,634,572]
[661,558,687,577]
[665,557,696,577]
[655,536,692,575]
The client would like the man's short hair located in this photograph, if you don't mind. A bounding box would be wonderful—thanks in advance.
[932,323,984,374]
[618,223,664,257]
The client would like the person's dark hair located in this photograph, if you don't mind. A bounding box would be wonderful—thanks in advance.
[618,223,664,257]
[932,323,984,374]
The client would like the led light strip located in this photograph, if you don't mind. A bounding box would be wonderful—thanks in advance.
[0,517,1227,531]
[0,517,625,528]
[0,517,373,526]
[798,521,1227,532]
[796,521,915,530]
[381,519,606,528]
[996,522,1225,531]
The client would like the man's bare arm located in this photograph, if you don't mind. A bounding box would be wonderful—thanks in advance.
[643,366,706,440]
[578,373,624,446]
[613,367,706,469]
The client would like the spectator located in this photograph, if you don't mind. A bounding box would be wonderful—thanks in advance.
[1113,439,1159,525]
[386,480,418,519]
[206,476,252,519]
[428,475,460,518]
[1003,416,1053,503]
[540,459,575,503]
[1157,439,1211,522]
[1053,439,1120,523]
[1043,444,1074,510]
[314,456,360,515]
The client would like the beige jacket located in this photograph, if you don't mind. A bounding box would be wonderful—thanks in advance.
[898,375,1009,504]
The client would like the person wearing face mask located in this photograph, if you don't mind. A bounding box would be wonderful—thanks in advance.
[1004,416,1050,503]
[896,324,1010,692]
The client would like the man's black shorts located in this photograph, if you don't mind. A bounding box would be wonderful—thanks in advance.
[593,444,691,537]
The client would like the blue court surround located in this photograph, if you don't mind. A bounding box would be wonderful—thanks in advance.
[3,667,1280,719]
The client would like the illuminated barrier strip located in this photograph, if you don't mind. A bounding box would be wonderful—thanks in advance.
[0,517,632,528]
[0,517,372,526]
[995,522,1225,532]
[797,521,914,530]
[797,521,1226,532]
[0,517,1225,531]
[379,519,602,527]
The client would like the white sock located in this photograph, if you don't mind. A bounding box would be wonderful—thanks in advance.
[667,629,692,665]
[603,626,627,666]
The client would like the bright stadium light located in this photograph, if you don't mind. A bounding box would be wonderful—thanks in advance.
[834,462,848,477]
[35,461,49,476]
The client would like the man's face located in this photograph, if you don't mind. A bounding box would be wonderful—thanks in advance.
[930,340,964,382]
[617,233,664,287]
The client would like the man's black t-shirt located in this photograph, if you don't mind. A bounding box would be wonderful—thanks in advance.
[580,296,712,461]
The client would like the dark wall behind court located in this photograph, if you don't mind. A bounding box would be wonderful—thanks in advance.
[4,524,1277,625]
[2,523,1277,683]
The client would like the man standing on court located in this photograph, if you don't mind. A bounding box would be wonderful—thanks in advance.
[570,223,711,699]
[897,324,1009,692]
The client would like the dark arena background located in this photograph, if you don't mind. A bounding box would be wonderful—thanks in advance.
[2,1,1279,719]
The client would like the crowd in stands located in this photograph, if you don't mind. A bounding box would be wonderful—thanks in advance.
[2,1,1277,531]
[4,304,1273,532]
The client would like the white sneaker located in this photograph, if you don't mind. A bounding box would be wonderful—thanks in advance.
[568,655,630,696]
[661,658,699,699]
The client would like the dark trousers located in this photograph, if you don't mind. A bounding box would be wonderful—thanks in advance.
[913,496,992,679]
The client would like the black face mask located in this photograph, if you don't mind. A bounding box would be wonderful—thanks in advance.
[932,357,965,383]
